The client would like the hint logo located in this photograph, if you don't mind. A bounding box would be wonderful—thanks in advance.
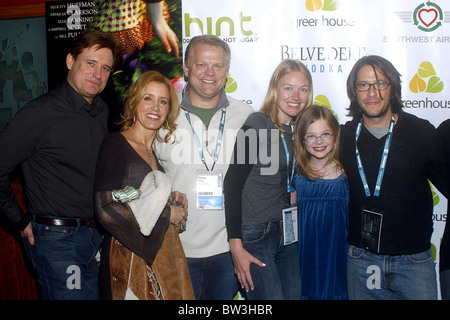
[413,2,444,32]
[305,0,340,12]
[409,61,444,93]
[184,12,253,37]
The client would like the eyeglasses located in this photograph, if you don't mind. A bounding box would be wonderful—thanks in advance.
[304,132,333,144]
[355,81,391,92]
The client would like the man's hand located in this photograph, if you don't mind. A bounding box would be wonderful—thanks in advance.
[20,222,35,245]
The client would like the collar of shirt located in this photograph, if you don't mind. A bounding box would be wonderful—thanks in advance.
[63,81,105,117]
[179,84,229,113]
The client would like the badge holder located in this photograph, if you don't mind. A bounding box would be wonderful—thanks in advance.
[361,208,383,253]
[196,170,223,210]
[282,205,298,246]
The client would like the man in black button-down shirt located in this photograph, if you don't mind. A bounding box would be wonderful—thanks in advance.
[0,30,119,300]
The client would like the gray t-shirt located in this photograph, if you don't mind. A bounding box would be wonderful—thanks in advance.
[225,112,294,232]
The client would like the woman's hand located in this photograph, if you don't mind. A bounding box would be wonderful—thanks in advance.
[171,191,188,209]
[229,238,266,292]
[169,191,188,232]
[169,205,187,227]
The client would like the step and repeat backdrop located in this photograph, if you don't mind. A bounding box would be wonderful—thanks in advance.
[182,0,449,244]
[46,0,450,297]
[183,0,450,296]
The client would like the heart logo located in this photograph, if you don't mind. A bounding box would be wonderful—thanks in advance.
[418,8,438,27]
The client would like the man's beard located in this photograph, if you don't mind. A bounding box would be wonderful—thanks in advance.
[359,101,391,119]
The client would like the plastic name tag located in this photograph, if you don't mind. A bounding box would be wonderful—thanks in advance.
[196,170,223,210]
[361,208,383,253]
[282,205,298,246]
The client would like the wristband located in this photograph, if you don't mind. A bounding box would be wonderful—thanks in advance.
[112,186,141,203]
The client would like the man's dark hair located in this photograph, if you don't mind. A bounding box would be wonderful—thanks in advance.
[346,55,403,119]
[69,29,121,68]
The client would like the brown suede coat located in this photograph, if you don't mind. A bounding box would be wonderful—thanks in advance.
[109,224,194,300]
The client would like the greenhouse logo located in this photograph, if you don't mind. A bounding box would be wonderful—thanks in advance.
[298,0,354,28]
[404,62,449,110]
[409,61,443,94]
[305,0,340,12]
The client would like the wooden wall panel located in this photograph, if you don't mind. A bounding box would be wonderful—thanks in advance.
[0,179,40,300]
[0,0,54,300]
[0,4,45,19]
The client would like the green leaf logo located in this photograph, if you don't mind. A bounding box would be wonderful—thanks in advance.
[322,0,340,11]
[409,73,427,93]
[426,76,444,93]
[314,94,331,108]
[314,94,338,120]
[305,0,339,11]
[429,180,440,206]
[418,61,437,78]
[225,73,238,93]
[409,61,443,93]
[305,0,323,11]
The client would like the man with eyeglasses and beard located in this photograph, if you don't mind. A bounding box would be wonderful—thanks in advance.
[340,55,448,300]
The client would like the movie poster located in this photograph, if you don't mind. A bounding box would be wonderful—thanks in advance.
[45,0,183,130]
[0,17,47,129]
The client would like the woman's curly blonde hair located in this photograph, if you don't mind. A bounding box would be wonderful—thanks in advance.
[119,70,180,142]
